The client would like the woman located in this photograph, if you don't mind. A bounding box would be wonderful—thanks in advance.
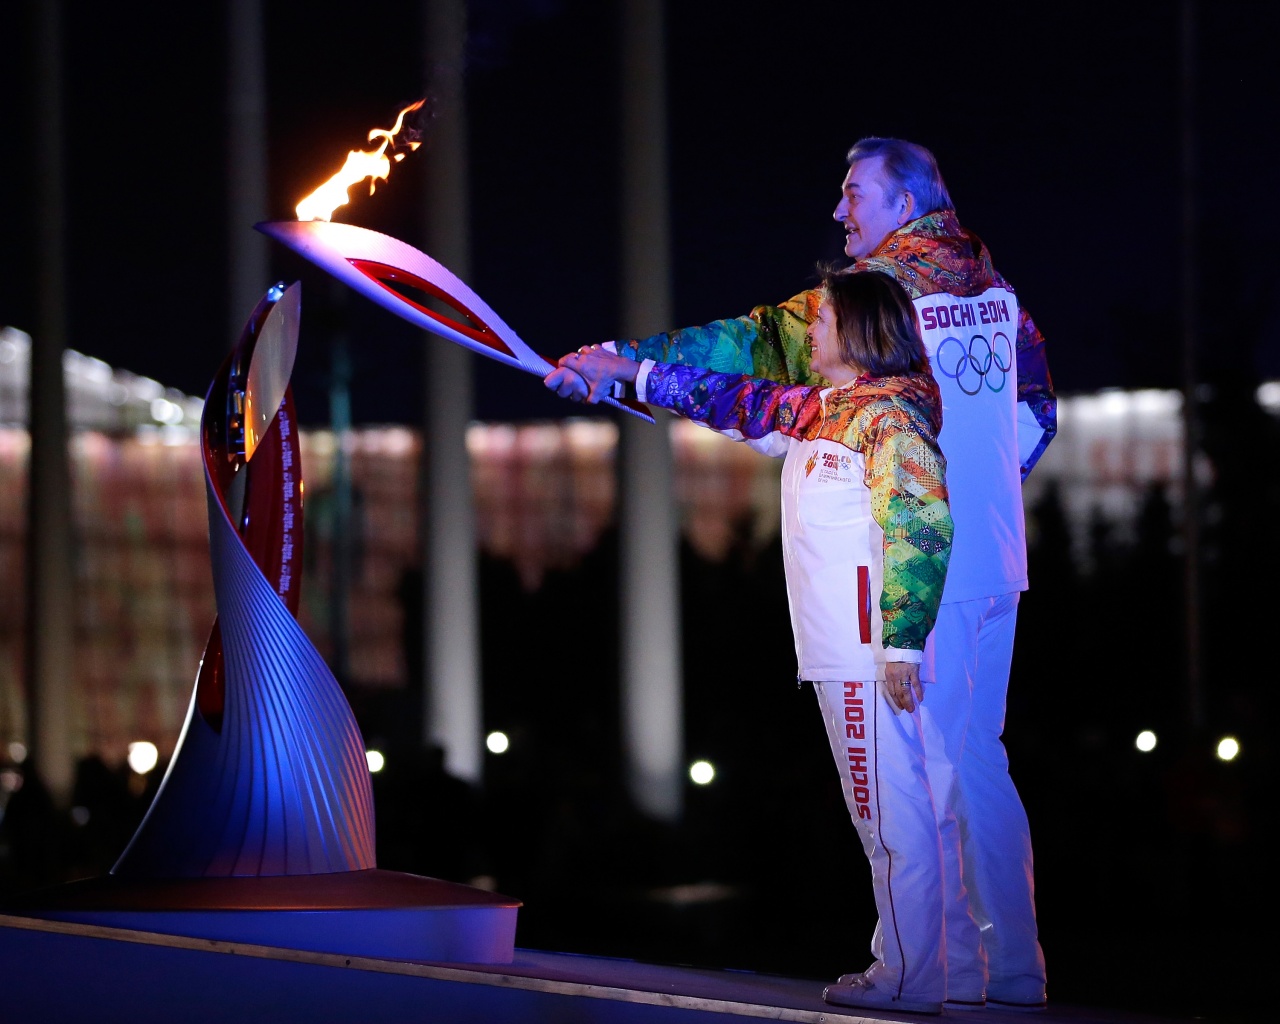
[548,268,953,1015]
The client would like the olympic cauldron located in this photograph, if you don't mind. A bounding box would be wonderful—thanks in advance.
[10,280,518,963]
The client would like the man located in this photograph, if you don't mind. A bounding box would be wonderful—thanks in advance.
[552,137,1055,1014]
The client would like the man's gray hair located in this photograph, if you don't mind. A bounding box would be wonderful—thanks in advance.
[846,137,954,216]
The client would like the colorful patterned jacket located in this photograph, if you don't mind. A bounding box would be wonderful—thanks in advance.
[618,210,1056,479]
[638,363,952,669]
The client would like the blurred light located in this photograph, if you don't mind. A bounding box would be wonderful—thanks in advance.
[1135,730,1157,753]
[689,760,715,785]
[486,731,510,754]
[648,881,738,906]
[80,355,114,384]
[1215,736,1240,762]
[127,741,159,775]
[7,740,27,763]
[366,749,385,773]
[0,769,22,793]
[150,397,184,424]
[131,375,164,401]
[1099,390,1129,416]
[306,431,337,457]
[360,426,415,456]
[60,350,100,382]
[71,805,91,826]
[1131,389,1181,417]
[1257,381,1280,414]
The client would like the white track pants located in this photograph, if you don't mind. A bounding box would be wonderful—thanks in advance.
[920,593,1046,1003]
[815,679,945,1003]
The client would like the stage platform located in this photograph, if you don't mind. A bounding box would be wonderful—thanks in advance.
[0,912,1181,1024]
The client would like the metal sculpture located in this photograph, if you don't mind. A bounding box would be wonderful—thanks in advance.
[10,277,519,965]
[112,282,376,877]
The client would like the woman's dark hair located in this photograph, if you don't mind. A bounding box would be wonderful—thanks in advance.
[819,267,929,377]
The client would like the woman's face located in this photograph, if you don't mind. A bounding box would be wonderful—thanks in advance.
[807,299,860,385]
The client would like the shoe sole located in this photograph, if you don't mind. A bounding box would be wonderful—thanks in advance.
[943,999,987,1011]
[988,998,1048,1012]
[824,985,942,1015]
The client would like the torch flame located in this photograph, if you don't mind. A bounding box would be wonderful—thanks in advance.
[295,99,425,222]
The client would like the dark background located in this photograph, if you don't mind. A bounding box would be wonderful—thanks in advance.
[2,1,1278,1021]
[3,0,1278,419]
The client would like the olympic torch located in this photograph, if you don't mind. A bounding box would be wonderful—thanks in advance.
[257,101,653,422]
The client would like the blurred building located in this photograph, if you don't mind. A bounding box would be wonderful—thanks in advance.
[2,323,1276,773]
[0,327,773,771]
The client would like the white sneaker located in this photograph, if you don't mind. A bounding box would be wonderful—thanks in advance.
[987,977,1047,1011]
[824,972,942,1015]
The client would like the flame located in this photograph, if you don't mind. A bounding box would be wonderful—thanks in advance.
[295,100,425,222]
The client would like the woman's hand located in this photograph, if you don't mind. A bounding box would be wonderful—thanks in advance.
[544,363,589,401]
[885,661,923,713]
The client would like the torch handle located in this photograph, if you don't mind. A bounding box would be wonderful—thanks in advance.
[602,394,655,422]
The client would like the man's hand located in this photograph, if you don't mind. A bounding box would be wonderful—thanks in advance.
[885,662,923,713]
[545,345,641,405]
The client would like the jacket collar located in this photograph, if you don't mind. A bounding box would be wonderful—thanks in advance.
[837,371,944,436]
[861,210,997,297]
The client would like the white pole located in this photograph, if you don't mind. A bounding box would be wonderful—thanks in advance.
[619,0,682,822]
[421,0,482,784]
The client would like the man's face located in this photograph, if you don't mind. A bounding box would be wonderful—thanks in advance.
[833,157,906,259]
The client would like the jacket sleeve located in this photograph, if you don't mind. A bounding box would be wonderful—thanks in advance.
[640,362,825,440]
[860,406,953,653]
[1014,304,1056,479]
[618,290,827,386]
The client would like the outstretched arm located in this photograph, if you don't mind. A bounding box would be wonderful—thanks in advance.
[549,348,825,446]
[615,290,827,386]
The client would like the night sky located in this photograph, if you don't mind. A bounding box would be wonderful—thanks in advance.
[2,0,1278,426]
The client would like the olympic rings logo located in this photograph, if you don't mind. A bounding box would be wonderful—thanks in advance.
[935,332,1013,396]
